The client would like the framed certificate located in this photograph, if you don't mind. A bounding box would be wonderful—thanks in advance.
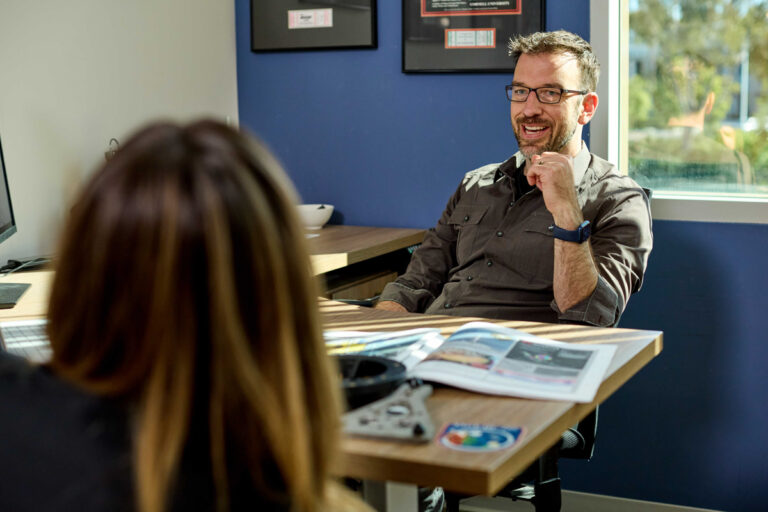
[403,0,545,72]
[251,0,377,52]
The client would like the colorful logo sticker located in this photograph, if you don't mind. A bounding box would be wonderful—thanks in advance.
[438,423,523,452]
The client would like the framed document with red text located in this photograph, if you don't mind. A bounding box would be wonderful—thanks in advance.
[402,0,544,72]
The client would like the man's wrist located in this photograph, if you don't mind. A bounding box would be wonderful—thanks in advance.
[551,208,583,230]
[550,220,591,243]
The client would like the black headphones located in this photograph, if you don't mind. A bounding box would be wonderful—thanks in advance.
[335,354,407,410]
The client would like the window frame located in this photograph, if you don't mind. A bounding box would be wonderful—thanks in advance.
[589,0,768,224]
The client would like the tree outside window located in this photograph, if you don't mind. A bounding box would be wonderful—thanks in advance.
[628,0,768,196]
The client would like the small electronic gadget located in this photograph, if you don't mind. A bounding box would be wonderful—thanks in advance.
[342,380,435,443]
[336,354,436,442]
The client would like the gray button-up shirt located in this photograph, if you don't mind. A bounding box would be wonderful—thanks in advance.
[379,146,653,327]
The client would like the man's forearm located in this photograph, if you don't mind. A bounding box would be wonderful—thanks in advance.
[526,151,598,310]
[552,239,599,312]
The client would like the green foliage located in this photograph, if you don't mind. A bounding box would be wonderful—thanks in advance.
[630,0,768,117]
[628,76,653,126]
[629,0,768,191]
[741,128,768,184]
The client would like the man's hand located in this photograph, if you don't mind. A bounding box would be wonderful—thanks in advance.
[526,152,582,228]
[374,300,408,312]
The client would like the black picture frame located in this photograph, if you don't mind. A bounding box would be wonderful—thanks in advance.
[403,0,545,73]
[251,0,377,52]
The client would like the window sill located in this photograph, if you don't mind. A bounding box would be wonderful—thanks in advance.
[650,194,768,224]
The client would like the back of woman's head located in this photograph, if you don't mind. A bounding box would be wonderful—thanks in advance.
[46,120,344,512]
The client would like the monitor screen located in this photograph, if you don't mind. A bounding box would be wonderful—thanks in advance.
[0,132,17,245]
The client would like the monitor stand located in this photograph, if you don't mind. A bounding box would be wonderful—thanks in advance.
[0,282,30,309]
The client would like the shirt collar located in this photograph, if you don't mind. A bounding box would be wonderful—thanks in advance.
[571,142,591,185]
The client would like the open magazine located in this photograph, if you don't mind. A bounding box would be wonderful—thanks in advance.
[325,322,617,403]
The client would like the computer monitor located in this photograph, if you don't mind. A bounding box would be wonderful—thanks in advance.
[0,131,30,308]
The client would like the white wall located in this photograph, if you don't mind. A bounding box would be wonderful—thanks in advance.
[0,0,239,261]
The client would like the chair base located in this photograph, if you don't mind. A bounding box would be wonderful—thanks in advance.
[506,477,562,512]
[446,443,563,512]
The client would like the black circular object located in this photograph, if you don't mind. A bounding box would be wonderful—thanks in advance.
[335,355,407,410]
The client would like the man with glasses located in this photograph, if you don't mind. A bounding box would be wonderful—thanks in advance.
[377,30,652,328]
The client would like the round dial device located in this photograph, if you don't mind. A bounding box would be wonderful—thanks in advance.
[335,355,407,410]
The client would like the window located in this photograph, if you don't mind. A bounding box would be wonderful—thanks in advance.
[627,0,768,199]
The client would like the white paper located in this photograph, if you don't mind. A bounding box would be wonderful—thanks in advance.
[287,8,333,30]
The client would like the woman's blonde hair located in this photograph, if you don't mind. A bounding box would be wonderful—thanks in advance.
[46,120,357,512]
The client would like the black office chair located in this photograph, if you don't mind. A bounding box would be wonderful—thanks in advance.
[642,187,653,201]
[493,409,598,511]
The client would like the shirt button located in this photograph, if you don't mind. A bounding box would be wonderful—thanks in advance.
[496,231,503,237]
[486,260,493,267]
[444,303,452,309]
[509,201,514,207]
[466,276,473,281]
[463,215,469,221]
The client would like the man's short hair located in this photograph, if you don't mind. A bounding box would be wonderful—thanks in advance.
[507,30,600,92]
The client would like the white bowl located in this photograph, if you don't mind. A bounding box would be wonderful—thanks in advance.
[297,204,334,229]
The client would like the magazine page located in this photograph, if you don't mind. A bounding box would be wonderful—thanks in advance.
[324,328,445,370]
[410,322,617,403]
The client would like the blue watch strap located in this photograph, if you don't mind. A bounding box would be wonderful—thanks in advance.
[548,220,591,243]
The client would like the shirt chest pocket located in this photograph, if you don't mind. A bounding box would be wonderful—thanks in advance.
[448,204,489,263]
[509,213,555,284]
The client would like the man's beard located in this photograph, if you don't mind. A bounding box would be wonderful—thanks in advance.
[514,112,578,159]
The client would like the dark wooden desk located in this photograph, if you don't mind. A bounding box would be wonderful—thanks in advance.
[319,300,663,510]
[308,225,425,275]
[0,225,427,316]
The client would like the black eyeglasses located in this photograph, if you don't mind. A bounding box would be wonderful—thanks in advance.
[505,85,588,104]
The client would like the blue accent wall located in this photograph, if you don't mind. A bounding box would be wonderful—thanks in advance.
[562,219,768,512]
[236,2,768,510]
[235,0,589,227]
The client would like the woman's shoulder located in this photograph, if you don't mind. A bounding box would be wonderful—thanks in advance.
[0,351,97,410]
[0,352,134,511]
[0,351,58,402]
[0,350,130,447]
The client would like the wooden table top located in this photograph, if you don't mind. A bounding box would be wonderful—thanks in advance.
[319,300,663,495]
[1,271,663,496]
[308,225,425,274]
[0,270,50,320]
[0,225,426,303]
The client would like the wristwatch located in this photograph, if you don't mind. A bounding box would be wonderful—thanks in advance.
[548,220,591,243]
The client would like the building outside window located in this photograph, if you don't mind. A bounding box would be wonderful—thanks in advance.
[627,0,768,198]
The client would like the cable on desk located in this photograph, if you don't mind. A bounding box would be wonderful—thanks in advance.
[0,257,51,277]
